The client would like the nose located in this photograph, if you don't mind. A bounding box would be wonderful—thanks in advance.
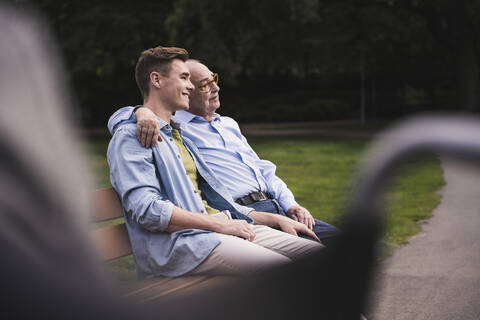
[187,79,194,91]
[212,81,220,92]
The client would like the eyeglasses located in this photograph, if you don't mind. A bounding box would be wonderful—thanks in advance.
[196,73,219,93]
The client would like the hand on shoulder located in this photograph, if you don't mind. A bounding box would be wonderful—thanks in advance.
[135,107,162,147]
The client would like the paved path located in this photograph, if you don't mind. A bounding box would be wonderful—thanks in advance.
[367,159,480,319]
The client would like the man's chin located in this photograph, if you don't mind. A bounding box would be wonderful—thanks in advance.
[210,102,220,111]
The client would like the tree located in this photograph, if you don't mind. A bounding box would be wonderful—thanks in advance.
[401,0,480,111]
[26,0,480,125]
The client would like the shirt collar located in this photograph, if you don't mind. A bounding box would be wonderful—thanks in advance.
[173,110,221,124]
[157,117,184,133]
[171,119,183,130]
[172,110,196,124]
[211,113,221,122]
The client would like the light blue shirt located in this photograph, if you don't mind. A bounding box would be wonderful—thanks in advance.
[108,107,298,212]
[107,117,253,279]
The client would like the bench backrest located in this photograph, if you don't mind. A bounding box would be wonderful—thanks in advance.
[92,188,132,261]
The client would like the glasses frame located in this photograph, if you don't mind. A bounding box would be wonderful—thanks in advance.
[196,73,219,93]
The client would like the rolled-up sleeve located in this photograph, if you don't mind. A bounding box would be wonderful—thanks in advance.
[232,201,255,217]
[107,127,173,232]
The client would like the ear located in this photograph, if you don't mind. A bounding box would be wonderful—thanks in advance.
[150,71,162,89]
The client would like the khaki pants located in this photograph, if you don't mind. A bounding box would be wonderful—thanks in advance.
[189,211,324,276]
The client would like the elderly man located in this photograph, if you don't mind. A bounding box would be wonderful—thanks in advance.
[109,59,340,245]
[108,46,322,279]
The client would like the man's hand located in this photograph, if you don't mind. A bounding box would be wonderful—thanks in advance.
[286,205,315,230]
[168,206,255,241]
[276,215,320,242]
[135,107,161,147]
[216,219,256,241]
[248,210,320,242]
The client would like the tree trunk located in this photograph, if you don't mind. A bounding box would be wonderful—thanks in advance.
[439,0,479,111]
[371,59,377,120]
[360,50,366,126]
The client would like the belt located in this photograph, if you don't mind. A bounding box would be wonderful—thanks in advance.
[235,191,271,206]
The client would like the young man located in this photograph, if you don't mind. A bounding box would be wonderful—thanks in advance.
[108,46,322,279]
[108,60,340,245]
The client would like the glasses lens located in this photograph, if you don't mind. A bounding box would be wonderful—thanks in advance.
[197,74,218,93]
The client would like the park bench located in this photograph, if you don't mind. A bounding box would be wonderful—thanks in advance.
[91,187,230,303]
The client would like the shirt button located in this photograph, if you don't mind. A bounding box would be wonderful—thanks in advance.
[170,138,173,142]
[201,209,205,213]
[194,190,197,193]
[177,155,180,159]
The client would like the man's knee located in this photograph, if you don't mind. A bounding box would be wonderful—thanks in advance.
[252,225,324,261]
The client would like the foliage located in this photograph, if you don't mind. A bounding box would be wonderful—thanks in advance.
[26,0,480,126]
[33,0,174,125]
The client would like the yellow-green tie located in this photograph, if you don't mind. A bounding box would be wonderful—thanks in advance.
[171,128,219,214]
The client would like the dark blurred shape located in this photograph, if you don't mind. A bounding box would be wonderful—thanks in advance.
[352,113,480,226]
[0,3,128,318]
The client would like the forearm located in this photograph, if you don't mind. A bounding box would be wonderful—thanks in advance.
[249,210,320,241]
[165,206,224,233]
[247,210,279,228]
[166,207,256,241]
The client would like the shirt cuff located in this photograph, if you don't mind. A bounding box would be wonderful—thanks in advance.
[238,204,255,216]
[151,199,174,231]
[278,197,298,213]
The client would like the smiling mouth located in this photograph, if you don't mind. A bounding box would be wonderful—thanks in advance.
[209,95,218,100]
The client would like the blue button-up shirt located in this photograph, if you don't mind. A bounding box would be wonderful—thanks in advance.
[107,118,252,279]
[108,107,298,212]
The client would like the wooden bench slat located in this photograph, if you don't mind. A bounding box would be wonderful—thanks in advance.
[92,187,124,222]
[93,223,132,261]
[121,277,173,297]
[163,276,235,301]
[134,276,212,304]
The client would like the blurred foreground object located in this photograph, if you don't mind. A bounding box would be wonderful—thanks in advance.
[352,114,480,225]
[0,3,126,318]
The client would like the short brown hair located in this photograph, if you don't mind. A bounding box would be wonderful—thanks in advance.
[135,46,189,99]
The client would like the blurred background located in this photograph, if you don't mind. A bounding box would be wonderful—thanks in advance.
[12,0,480,127]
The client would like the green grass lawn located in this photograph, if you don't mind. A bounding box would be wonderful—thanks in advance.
[87,132,444,280]
[247,135,444,257]
[87,135,113,188]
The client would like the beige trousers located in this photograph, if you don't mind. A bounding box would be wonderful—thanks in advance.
[189,211,324,276]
